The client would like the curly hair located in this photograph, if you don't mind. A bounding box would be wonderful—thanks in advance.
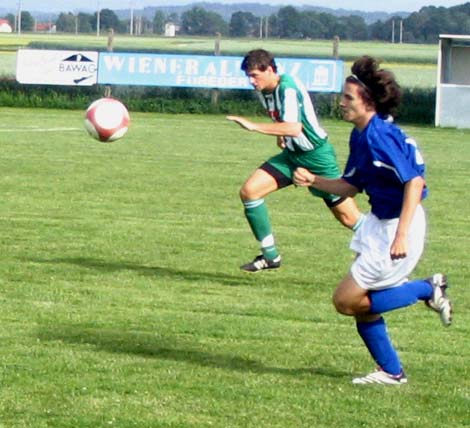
[346,56,401,117]
[241,49,278,74]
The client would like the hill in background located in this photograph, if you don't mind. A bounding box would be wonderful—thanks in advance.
[0,2,410,25]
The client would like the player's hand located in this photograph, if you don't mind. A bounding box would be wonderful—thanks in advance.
[277,136,286,149]
[293,167,316,187]
[390,234,408,259]
[226,115,256,131]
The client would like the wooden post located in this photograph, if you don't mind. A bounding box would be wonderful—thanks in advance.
[105,29,114,98]
[333,35,339,58]
[107,28,114,52]
[211,32,221,106]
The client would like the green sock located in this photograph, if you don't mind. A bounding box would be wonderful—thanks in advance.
[243,199,279,260]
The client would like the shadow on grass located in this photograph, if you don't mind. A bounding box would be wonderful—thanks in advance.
[27,256,259,287]
[37,324,349,380]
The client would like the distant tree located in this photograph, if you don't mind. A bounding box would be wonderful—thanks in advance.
[153,10,166,35]
[298,11,327,39]
[181,6,228,36]
[77,12,93,33]
[95,8,125,33]
[277,6,300,38]
[229,11,258,37]
[368,19,389,41]
[167,12,179,25]
[267,13,279,37]
[56,12,76,33]
[451,11,470,34]
[340,15,368,40]
[140,16,154,35]
[5,13,15,28]
[316,12,339,39]
[20,10,34,31]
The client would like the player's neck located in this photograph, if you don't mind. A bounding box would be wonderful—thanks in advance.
[354,111,375,132]
[263,74,281,94]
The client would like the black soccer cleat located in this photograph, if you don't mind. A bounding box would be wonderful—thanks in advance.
[240,255,281,273]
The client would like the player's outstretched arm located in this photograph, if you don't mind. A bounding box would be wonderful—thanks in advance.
[226,115,257,131]
[293,167,358,198]
[226,116,301,137]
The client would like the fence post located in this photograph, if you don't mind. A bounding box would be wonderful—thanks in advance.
[211,32,221,107]
[104,28,114,98]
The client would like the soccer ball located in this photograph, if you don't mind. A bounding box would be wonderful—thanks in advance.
[84,97,130,142]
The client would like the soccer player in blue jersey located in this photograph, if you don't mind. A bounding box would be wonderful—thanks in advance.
[293,55,452,385]
[226,49,363,272]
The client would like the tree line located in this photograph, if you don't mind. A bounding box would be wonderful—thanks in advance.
[3,2,470,43]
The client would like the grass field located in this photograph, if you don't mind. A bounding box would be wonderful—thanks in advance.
[0,107,469,427]
[0,33,439,87]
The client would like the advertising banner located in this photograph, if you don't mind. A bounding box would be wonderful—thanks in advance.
[16,49,98,86]
[97,53,343,93]
[16,49,343,93]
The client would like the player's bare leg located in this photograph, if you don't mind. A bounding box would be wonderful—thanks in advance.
[332,273,373,316]
[330,197,363,230]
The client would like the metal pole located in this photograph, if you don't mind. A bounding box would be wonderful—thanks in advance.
[130,2,134,35]
[96,1,100,37]
[17,0,22,35]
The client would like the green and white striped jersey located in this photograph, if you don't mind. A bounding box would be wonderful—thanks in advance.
[256,74,328,152]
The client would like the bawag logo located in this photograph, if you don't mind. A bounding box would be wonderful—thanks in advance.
[60,53,97,84]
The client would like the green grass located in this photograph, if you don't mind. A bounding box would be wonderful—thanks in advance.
[0,33,439,87]
[0,33,439,62]
[0,107,469,427]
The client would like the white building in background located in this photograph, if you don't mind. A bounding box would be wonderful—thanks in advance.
[435,34,470,129]
[164,22,176,37]
[0,19,13,33]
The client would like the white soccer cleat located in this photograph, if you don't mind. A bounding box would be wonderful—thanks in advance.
[352,368,407,385]
[425,273,452,327]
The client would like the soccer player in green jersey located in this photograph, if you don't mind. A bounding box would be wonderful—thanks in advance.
[227,49,363,272]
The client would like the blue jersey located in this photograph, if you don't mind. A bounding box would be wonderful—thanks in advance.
[342,115,427,219]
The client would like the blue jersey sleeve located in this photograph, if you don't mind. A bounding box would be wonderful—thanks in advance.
[367,121,425,183]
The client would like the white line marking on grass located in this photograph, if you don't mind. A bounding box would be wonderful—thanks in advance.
[0,127,81,132]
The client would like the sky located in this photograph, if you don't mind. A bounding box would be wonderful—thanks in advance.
[0,0,466,13]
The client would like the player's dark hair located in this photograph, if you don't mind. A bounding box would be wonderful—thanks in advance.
[346,56,401,117]
[241,49,277,74]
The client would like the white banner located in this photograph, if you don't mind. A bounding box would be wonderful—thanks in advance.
[16,49,98,86]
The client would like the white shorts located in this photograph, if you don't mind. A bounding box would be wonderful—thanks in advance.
[350,204,426,290]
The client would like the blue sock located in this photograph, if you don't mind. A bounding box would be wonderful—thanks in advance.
[357,317,402,376]
[369,279,432,314]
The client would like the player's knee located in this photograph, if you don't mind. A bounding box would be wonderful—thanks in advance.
[240,182,260,201]
[331,200,361,229]
[333,291,372,316]
[332,293,355,316]
[239,185,251,201]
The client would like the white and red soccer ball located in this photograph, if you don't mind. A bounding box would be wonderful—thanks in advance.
[84,97,130,142]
